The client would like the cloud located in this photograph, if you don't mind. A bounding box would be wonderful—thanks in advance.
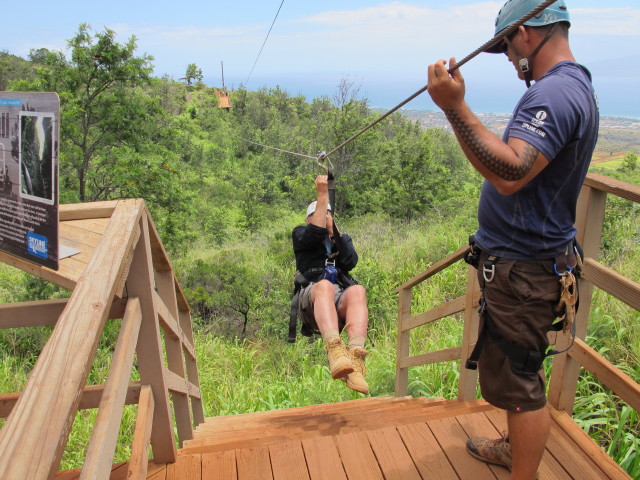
[571,7,640,36]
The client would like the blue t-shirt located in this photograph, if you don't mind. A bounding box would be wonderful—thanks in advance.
[475,61,599,260]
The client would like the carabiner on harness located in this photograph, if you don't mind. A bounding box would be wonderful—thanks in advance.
[482,255,498,283]
[553,263,573,276]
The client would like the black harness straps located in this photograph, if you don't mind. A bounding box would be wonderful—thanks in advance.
[464,236,581,375]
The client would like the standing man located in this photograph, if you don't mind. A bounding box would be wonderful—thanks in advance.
[292,174,370,394]
[426,0,598,478]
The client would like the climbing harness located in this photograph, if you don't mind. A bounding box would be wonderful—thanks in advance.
[287,265,359,342]
[464,236,581,374]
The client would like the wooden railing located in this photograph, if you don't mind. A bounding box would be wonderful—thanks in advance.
[395,173,640,416]
[0,199,204,479]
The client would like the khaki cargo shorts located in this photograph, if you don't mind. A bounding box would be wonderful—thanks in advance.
[298,281,348,332]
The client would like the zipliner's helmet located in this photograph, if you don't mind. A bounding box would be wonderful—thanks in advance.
[485,0,571,54]
[306,201,332,217]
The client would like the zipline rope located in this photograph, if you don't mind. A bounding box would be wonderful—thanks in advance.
[236,0,559,170]
[320,0,560,162]
[230,133,320,161]
[245,0,286,87]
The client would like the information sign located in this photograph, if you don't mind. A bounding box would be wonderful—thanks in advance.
[0,92,59,270]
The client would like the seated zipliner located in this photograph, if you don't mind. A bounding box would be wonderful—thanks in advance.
[289,174,370,395]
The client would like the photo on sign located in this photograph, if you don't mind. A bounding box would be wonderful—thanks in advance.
[19,111,55,205]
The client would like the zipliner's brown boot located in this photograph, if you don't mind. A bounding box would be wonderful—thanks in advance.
[325,336,354,379]
[344,346,369,394]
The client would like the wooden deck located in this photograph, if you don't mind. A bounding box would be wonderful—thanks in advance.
[55,396,630,480]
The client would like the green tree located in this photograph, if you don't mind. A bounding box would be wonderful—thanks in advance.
[13,24,156,202]
[184,63,203,85]
[621,152,638,172]
[0,51,36,90]
[183,253,264,337]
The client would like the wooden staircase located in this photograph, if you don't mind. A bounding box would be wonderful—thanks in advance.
[97,396,627,480]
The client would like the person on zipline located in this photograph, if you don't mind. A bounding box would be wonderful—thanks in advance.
[291,174,370,394]
[426,0,599,478]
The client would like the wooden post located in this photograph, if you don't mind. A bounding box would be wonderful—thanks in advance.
[0,200,143,480]
[126,209,177,463]
[181,308,205,427]
[395,288,412,397]
[156,267,193,446]
[547,185,606,412]
[127,385,155,480]
[458,265,480,401]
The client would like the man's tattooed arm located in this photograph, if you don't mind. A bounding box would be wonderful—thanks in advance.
[444,109,538,181]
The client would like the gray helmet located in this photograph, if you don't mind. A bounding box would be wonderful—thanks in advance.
[485,0,571,53]
[306,200,331,217]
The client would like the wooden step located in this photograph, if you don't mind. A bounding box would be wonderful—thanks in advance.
[181,397,493,454]
[191,396,443,437]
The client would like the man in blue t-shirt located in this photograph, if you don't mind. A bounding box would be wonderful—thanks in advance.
[427,0,598,478]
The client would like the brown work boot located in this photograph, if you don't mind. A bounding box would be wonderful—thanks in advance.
[344,347,369,394]
[466,434,539,479]
[466,433,512,470]
[325,336,354,379]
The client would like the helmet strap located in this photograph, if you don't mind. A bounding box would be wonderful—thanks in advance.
[520,23,559,88]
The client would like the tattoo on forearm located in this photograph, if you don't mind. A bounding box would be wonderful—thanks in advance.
[444,109,537,180]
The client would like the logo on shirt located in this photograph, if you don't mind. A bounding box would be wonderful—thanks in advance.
[531,110,547,127]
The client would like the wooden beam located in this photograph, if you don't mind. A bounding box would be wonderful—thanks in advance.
[180,308,204,426]
[58,201,118,221]
[128,209,177,463]
[83,297,143,479]
[164,368,202,399]
[127,385,155,480]
[458,265,481,402]
[583,173,640,203]
[395,288,411,397]
[0,383,142,418]
[548,183,606,413]
[145,210,172,273]
[398,347,462,369]
[0,199,144,480]
[155,255,193,446]
[394,245,467,293]
[548,406,633,480]
[153,290,196,360]
[402,295,467,332]
[0,250,77,291]
[581,258,640,311]
[0,298,128,329]
[568,338,640,413]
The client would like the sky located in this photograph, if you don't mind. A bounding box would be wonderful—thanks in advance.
[3,1,640,116]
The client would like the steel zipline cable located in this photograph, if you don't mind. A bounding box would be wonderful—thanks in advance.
[245,0,286,87]
[230,133,321,162]
[318,0,561,165]
[237,0,559,170]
